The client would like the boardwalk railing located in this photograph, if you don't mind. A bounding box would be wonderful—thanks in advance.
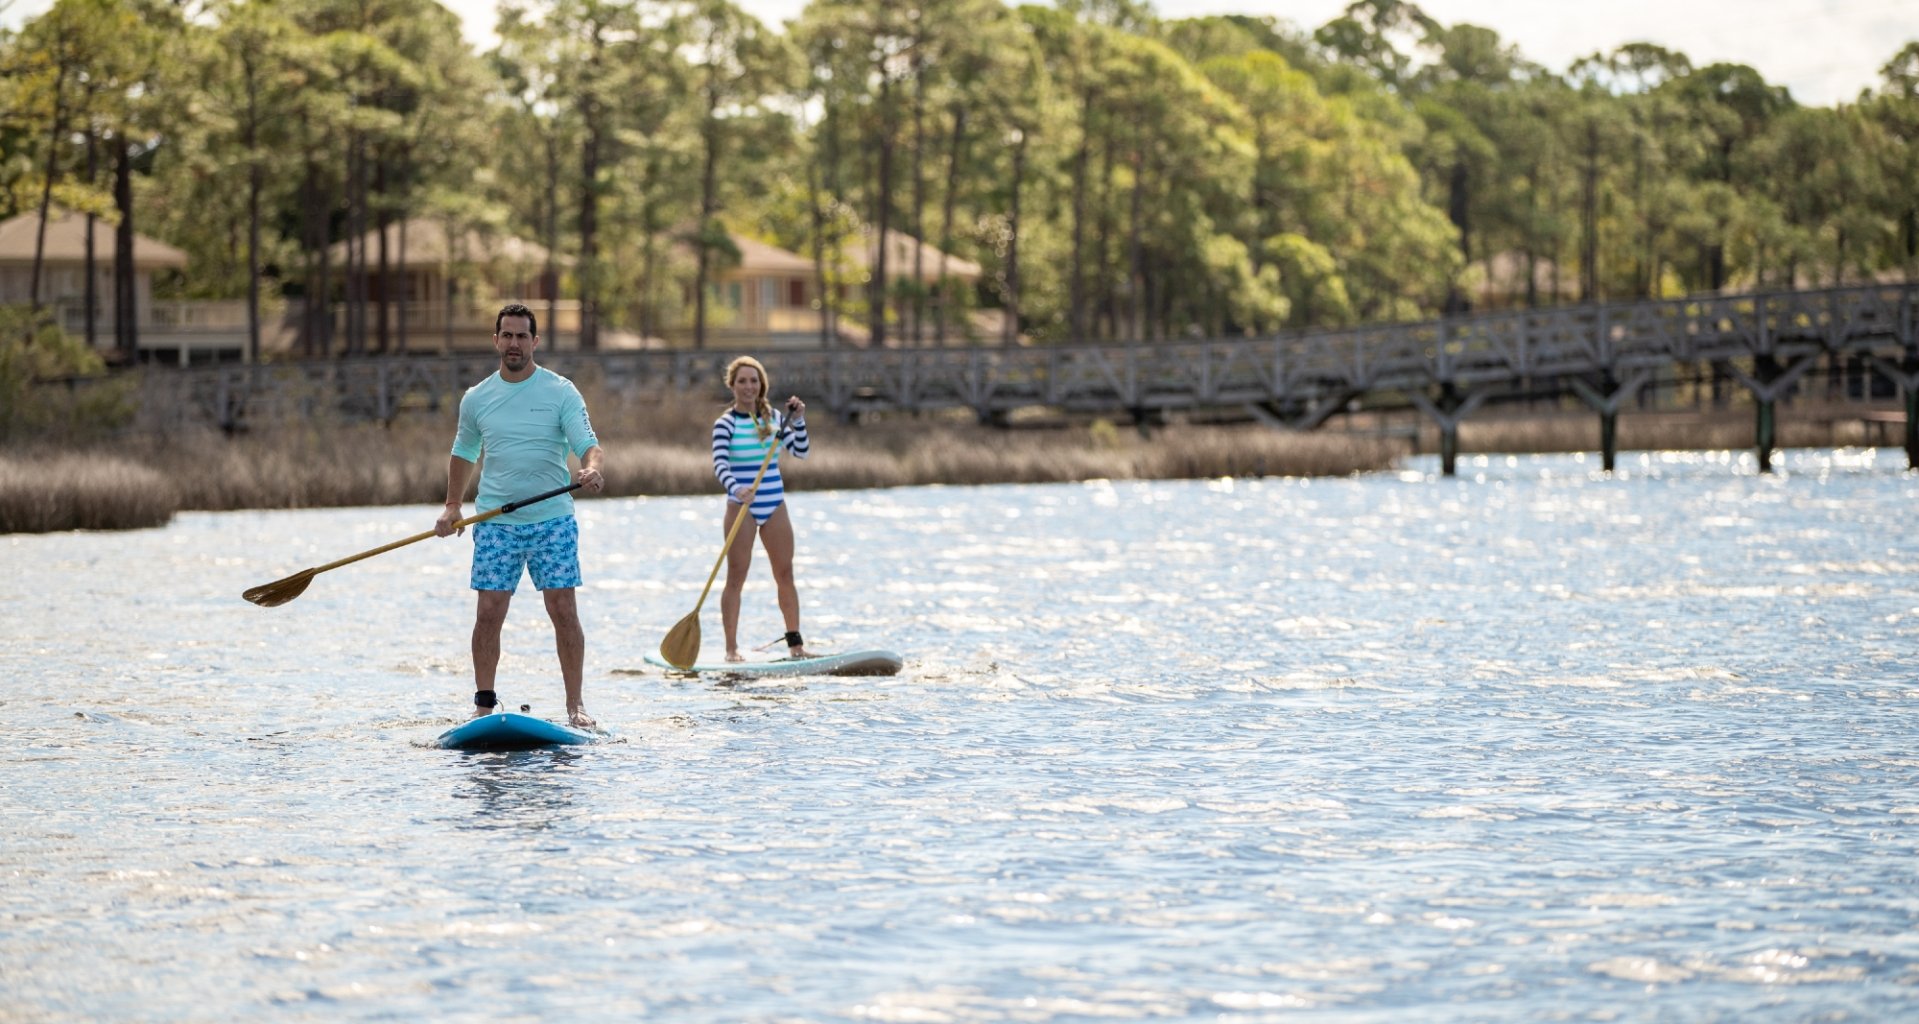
[91,282,1919,470]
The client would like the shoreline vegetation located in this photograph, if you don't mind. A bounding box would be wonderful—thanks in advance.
[0,392,1400,534]
[0,392,1906,535]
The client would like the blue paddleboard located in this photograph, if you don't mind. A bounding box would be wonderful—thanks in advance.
[641,648,903,677]
[435,712,597,751]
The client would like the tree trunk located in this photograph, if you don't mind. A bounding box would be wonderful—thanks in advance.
[578,116,601,351]
[1632,139,1647,298]
[302,157,334,359]
[639,211,658,342]
[345,133,365,356]
[244,60,262,363]
[396,215,409,355]
[1444,157,1470,314]
[300,162,318,358]
[1580,120,1599,304]
[84,124,99,350]
[543,129,560,350]
[824,87,845,348]
[934,103,967,346]
[1070,86,1094,343]
[872,66,895,351]
[807,114,833,349]
[29,62,69,314]
[1903,206,1917,282]
[577,27,605,353]
[1096,128,1117,339]
[375,157,392,355]
[694,69,719,351]
[1524,162,1540,309]
[1126,147,1145,342]
[908,45,925,347]
[114,138,137,362]
[1003,130,1024,348]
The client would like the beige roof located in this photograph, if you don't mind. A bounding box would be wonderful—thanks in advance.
[0,209,188,269]
[669,232,813,276]
[732,234,814,274]
[842,229,982,281]
[327,218,561,267]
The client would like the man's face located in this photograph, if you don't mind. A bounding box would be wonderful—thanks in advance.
[495,315,537,371]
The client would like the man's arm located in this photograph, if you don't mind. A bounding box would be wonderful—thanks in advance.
[576,444,605,494]
[436,455,477,536]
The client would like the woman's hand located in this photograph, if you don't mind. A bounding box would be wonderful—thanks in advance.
[784,395,806,423]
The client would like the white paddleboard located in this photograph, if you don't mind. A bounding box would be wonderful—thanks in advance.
[640,648,903,677]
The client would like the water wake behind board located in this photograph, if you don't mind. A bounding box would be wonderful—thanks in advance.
[435,712,598,751]
[640,648,903,677]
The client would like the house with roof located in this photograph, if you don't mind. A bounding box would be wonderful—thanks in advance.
[669,228,998,348]
[675,233,825,348]
[836,229,993,345]
[317,221,992,351]
[0,209,257,365]
[323,218,590,351]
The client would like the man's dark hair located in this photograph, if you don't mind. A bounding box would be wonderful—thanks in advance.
[495,303,538,337]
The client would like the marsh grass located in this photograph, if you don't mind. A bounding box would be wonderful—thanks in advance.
[12,385,1902,534]
[0,453,177,533]
[4,386,1400,532]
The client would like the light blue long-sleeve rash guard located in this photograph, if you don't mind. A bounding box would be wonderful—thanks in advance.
[451,367,599,525]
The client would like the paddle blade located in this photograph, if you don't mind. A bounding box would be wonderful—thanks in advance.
[243,568,316,607]
[659,612,702,670]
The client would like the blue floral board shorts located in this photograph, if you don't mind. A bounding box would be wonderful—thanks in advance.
[470,515,582,592]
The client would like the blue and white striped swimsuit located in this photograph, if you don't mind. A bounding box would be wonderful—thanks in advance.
[712,409,810,524]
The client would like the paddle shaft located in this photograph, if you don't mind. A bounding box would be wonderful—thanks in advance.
[686,427,788,616]
[311,481,584,575]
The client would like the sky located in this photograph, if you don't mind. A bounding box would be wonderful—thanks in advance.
[3,0,1915,106]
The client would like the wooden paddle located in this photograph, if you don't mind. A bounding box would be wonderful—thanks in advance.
[659,425,787,669]
[242,481,584,607]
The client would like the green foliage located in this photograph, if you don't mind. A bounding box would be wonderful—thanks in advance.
[0,305,133,440]
[0,0,1912,361]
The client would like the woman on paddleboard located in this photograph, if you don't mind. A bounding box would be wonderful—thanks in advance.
[711,355,813,662]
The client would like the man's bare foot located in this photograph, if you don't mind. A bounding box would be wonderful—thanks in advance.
[568,706,597,729]
[724,650,744,663]
[471,704,495,719]
[788,646,814,659]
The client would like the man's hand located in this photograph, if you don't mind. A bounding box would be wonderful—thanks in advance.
[575,465,605,494]
[434,501,463,537]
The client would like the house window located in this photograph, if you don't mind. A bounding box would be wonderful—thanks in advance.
[788,279,805,307]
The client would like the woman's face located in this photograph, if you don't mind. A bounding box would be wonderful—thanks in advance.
[730,365,764,409]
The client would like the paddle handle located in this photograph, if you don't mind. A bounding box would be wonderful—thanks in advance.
[311,481,584,575]
[686,430,786,615]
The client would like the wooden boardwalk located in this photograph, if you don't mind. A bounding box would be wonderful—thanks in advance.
[124,282,1919,472]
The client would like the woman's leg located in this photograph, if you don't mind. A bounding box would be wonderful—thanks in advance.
[757,505,812,658]
[719,502,758,661]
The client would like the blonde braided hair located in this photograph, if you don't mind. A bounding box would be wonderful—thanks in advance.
[724,355,773,440]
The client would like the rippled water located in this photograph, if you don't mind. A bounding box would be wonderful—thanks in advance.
[5,448,1918,1022]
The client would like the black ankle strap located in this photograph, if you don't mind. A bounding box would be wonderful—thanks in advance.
[783,630,803,648]
[474,689,498,708]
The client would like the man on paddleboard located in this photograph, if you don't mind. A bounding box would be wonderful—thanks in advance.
[434,303,606,728]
